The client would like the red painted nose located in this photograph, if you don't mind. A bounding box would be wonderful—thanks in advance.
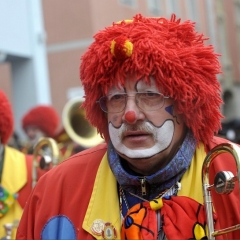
[125,111,136,123]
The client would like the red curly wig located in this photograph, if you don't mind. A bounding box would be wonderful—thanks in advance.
[80,14,223,147]
[22,105,59,138]
[0,90,14,144]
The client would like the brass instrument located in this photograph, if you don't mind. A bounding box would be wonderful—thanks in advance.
[1,223,13,240]
[202,142,240,239]
[1,220,19,240]
[32,137,60,188]
[62,96,103,149]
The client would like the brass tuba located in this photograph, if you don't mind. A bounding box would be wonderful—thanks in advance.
[32,137,60,188]
[202,142,240,239]
[61,96,103,149]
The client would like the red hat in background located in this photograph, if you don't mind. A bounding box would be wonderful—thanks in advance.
[0,90,14,144]
[22,105,59,137]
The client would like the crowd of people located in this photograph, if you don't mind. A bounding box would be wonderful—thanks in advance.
[1,12,240,240]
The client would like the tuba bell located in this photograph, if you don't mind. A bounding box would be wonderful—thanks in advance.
[32,137,60,188]
[202,142,240,239]
[61,96,103,149]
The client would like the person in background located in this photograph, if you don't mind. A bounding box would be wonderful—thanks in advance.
[21,105,60,154]
[54,128,86,160]
[218,119,240,144]
[7,131,23,150]
[0,90,47,239]
[17,14,240,239]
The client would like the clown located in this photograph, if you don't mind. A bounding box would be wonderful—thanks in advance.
[0,91,48,239]
[21,105,60,154]
[17,14,240,240]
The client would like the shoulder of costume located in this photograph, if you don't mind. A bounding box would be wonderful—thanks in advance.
[207,136,240,150]
[5,145,26,161]
[65,142,108,162]
[35,143,108,184]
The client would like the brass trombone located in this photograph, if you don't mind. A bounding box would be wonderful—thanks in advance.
[32,137,60,188]
[61,96,103,149]
[202,142,240,239]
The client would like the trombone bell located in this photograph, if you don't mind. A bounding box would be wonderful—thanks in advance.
[62,96,103,148]
[32,137,60,188]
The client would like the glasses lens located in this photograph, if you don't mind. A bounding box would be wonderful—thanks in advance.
[98,93,166,113]
[108,94,127,113]
[137,92,165,111]
[99,96,108,112]
[99,94,127,113]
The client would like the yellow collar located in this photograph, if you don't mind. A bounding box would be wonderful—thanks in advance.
[82,152,121,239]
[177,142,206,204]
[1,146,27,193]
[83,143,206,238]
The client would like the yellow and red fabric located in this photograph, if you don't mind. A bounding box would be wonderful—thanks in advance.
[0,146,48,239]
[121,196,216,240]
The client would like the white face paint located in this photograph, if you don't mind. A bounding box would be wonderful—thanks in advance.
[25,126,46,146]
[107,77,186,174]
[109,120,174,158]
[30,131,45,145]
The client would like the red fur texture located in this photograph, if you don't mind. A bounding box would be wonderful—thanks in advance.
[0,90,14,144]
[22,105,59,137]
[80,14,223,147]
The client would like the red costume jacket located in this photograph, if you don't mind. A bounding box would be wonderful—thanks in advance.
[16,137,240,239]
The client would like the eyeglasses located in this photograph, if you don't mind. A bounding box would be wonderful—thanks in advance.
[96,92,170,113]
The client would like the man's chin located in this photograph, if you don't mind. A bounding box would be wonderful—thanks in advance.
[117,149,155,160]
